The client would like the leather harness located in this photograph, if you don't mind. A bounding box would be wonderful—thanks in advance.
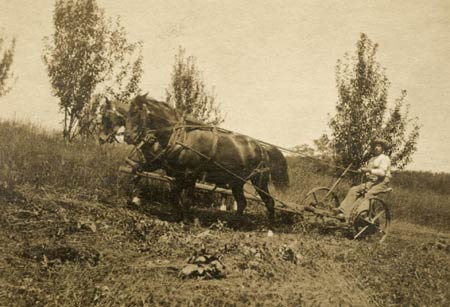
[127,123,269,182]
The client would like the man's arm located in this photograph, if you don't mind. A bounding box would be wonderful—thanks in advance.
[370,156,391,177]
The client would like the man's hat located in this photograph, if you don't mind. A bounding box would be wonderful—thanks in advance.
[372,138,389,150]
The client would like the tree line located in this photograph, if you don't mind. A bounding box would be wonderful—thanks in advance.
[1,0,419,170]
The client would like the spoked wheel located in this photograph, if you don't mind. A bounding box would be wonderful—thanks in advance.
[301,187,340,211]
[353,197,391,242]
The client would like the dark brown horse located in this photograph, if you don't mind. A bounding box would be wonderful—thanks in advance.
[101,94,289,222]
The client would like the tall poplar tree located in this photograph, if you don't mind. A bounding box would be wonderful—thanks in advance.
[43,0,143,140]
[329,33,420,169]
[166,47,224,125]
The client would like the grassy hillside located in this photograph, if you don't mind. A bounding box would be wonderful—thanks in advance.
[0,120,129,199]
[1,120,450,307]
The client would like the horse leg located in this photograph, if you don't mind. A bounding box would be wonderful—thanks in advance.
[171,178,186,220]
[181,177,196,212]
[252,176,275,224]
[171,176,196,220]
[231,183,247,216]
[128,175,143,206]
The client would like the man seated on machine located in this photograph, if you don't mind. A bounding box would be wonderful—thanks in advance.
[335,138,391,220]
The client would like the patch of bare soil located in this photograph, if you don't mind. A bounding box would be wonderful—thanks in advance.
[1,186,449,306]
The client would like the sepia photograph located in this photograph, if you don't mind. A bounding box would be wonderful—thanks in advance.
[1,1,449,306]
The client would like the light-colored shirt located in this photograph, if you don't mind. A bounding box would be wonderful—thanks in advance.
[366,153,391,181]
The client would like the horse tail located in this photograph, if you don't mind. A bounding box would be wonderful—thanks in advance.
[264,145,289,192]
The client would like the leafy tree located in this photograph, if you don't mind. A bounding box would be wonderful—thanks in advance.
[166,47,224,125]
[313,134,334,162]
[0,31,15,98]
[329,33,420,169]
[291,135,333,165]
[43,0,143,140]
[291,144,314,157]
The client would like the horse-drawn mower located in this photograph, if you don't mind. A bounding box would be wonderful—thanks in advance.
[119,142,392,243]
[103,94,392,242]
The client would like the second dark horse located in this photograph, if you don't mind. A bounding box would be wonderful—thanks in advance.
[102,94,289,223]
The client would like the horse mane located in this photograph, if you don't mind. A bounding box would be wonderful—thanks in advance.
[139,95,173,112]
[134,94,205,126]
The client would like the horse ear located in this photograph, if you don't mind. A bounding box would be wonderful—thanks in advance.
[103,97,109,107]
[137,93,148,100]
[134,93,147,104]
[103,96,114,112]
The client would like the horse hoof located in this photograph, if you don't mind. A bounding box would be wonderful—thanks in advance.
[129,196,141,206]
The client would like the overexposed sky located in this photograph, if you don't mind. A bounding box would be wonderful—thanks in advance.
[1,0,449,173]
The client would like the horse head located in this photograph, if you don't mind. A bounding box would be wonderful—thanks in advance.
[98,93,205,147]
[98,97,128,144]
[125,94,184,145]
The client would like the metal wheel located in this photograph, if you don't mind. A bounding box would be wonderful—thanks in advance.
[353,197,391,242]
[301,187,340,211]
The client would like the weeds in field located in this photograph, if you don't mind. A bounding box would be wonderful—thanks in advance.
[0,120,130,200]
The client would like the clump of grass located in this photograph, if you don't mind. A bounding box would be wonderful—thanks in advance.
[0,119,130,199]
[393,170,450,196]
[388,187,450,231]
[282,156,348,204]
